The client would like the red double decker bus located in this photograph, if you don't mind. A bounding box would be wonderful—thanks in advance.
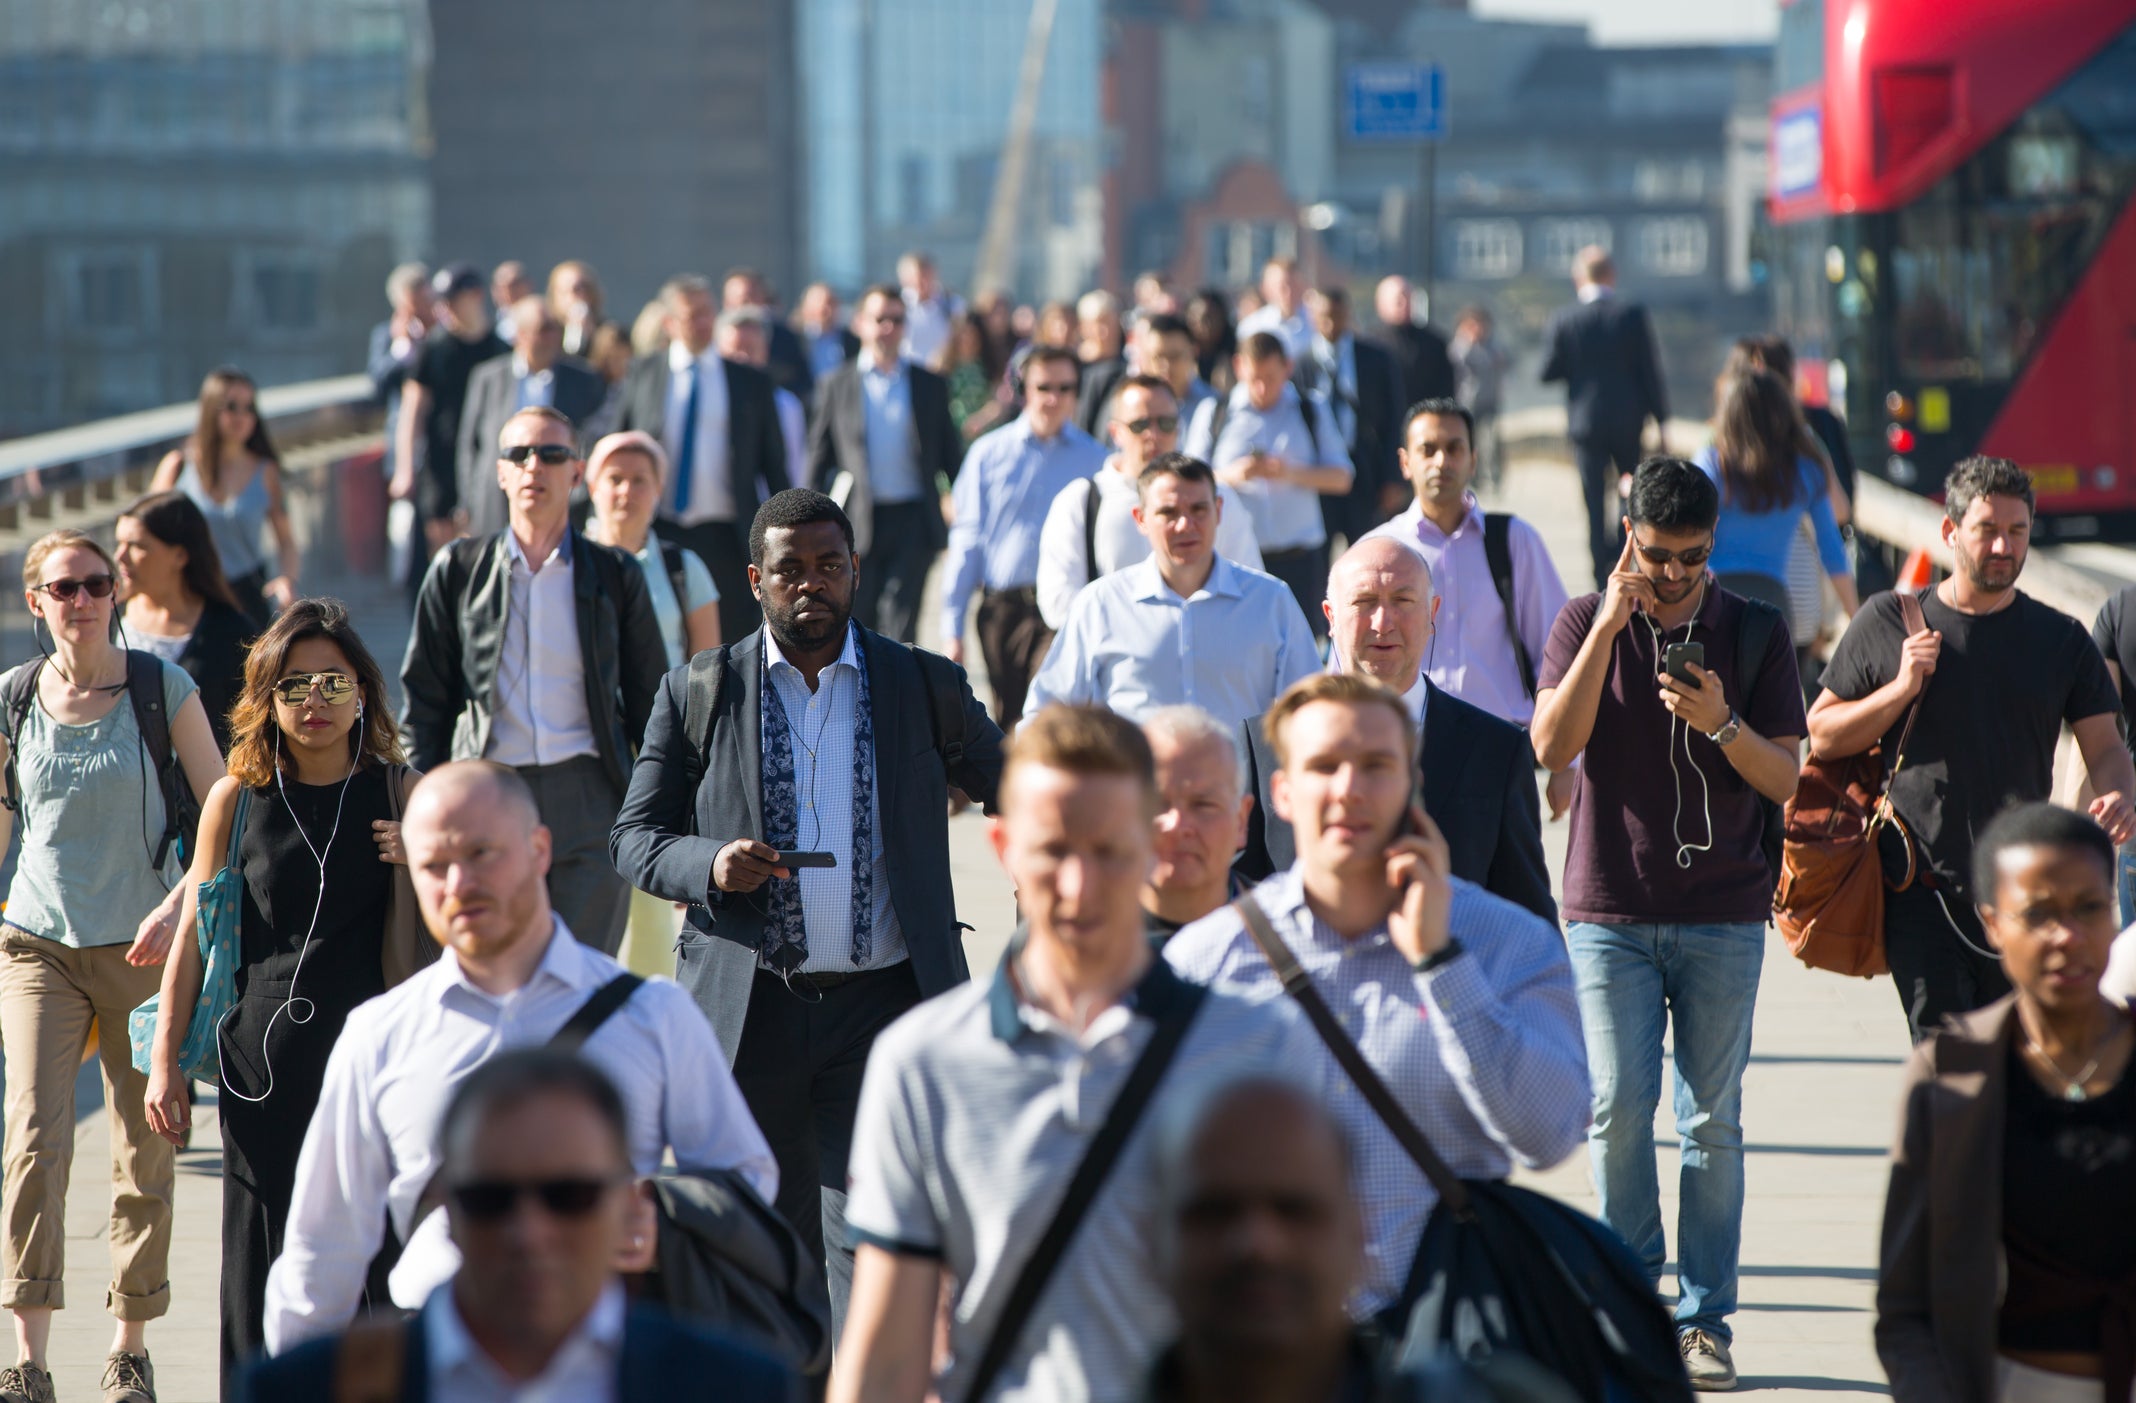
[1767,0,2136,538]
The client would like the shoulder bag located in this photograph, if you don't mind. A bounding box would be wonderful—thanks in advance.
[1773,590,1930,978]
[379,764,438,988]
[128,787,253,1082]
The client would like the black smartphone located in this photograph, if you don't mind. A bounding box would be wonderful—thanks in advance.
[780,851,838,869]
[1398,772,1427,839]
[1663,641,1705,684]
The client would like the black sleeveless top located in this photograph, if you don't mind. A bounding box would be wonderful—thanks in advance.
[233,764,393,1008]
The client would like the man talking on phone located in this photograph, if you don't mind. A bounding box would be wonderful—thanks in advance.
[1530,457,1804,1391]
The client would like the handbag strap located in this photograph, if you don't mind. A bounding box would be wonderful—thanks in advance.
[962,974,1209,1402]
[1231,896,1472,1218]
[549,974,644,1052]
[1881,590,1932,791]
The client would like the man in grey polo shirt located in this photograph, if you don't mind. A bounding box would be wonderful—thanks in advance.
[836,706,1309,1403]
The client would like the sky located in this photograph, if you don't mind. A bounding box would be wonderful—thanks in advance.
[1471,0,1780,45]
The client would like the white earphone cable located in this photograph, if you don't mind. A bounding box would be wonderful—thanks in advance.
[1638,580,1715,869]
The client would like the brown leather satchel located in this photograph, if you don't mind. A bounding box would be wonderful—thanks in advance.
[1773,592,1929,978]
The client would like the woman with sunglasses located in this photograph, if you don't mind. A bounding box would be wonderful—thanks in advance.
[116,491,259,753]
[143,599,416,1397]
[0,530,224,1403]
[149,368,300,623]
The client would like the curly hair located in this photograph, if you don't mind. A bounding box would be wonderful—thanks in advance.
[225,598,404,787]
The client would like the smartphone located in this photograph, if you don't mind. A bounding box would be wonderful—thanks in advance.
[1663,641,1705,684]
[780,851,838,869]
[1398,773,1427,839]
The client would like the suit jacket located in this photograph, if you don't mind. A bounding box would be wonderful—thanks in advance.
[238,1296,802,1403]
[1305,335,1406,540]
[1379,322,1457,407]
[1539,295,1669,444]
[1075,355,1129,436]
[765,321,816,406]
[456,355,609,537]
[609,627,1006,1063]
[399,529,667,797]
[614,354,791,525]
[806,360,961,557]
[1236,681,1557,925]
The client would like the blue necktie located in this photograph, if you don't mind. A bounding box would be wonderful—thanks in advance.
[673,361,700,517]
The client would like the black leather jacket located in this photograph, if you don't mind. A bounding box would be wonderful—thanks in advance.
[399,529,665,794]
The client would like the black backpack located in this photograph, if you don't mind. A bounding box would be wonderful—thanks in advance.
[1,652,199,870]
[1481,513,1538,701]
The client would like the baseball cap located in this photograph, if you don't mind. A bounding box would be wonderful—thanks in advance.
[433,263,485,300]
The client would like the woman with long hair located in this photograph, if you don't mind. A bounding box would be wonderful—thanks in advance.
[149,369,300,623]
[1695,367,1858,626]
[116,491,257,752]
[143,599,418,1396]
[0,530,224,1403]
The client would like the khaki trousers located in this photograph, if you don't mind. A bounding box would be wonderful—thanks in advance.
[0,926,173,1319]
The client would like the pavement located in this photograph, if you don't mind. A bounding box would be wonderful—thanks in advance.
[36,454,1905,1400]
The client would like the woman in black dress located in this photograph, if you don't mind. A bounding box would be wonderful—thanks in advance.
[142,599,422,1397]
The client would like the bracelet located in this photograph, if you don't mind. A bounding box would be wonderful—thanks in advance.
[1413,937,1466,973]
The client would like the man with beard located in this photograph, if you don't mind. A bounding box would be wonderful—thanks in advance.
[609,488,1004,1338]
[1531,457,1807,1389]
[1812,455,2136,1044]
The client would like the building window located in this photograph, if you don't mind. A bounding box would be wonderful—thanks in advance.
[1634,158,1707,201]
[1534,218,1611,279]
[1638,216,1710,276]
[235,252,323,335]
[56,248,158,337]
[1451,219,1522,279]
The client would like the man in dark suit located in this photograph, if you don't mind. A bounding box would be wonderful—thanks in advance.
[457,295,608,537]
[1235,536,1555,923]
[610,489,1005,1339]
[1539,245,1671,591]
[807,284,963,643]
[724,267,815,406]
[615,274,792,641]
[1303,286,1406,542]
[240,1050,800,1403]
[1373,275,1457,403]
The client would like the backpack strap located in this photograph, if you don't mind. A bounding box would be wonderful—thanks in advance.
[1481,514,1537,701]
[1297,390,1324,465]
[0,661,41,817]
[657,538,692,616]
[961,976,1208,1402]
[125,650,193,869]
[549,974,643,1052]
[1733,594,1780,715]
[680,646,730,796]
[1082,475,1104,586]
[1206,395,1231,457]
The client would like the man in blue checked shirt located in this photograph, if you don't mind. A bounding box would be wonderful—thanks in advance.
[940,343,1109,726]
[1166,672,1589,1319]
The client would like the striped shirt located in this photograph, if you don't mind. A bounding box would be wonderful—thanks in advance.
[845,945,1314,1403]
[1164,867,1590,1311]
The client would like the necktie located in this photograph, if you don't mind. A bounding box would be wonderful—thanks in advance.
[673,360,700,517]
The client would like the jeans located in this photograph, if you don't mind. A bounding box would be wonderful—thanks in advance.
[1567,920,1765,1341]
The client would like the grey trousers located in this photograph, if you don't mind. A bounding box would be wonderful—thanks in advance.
[518,756,629,955]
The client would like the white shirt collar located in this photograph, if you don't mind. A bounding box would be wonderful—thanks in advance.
[504,528,571,573]
[429,1279,625,1386]
[439,916,595,1002]
[512,355,553,381]
[857,349,903,377]
[1128,554,1235,603]
[763,620,861,679]
[668,340,716,372]
[1402,671,1429,727]
[1577,283,1615,304]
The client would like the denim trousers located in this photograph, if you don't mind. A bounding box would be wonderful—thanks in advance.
[1567,920,1765,1340]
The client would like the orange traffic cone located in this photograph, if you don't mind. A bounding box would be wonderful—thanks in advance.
[1896,547,1935,591]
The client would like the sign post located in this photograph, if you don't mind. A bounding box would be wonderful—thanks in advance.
[1345,61,1447,318]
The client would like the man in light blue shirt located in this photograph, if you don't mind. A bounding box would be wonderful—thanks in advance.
[1183,331,1354,637]
[1029,453,1318,728]
[941,344,1108,725]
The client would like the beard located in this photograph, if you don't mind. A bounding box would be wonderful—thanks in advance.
[1959,548,2021,594]
[764,592,852,651]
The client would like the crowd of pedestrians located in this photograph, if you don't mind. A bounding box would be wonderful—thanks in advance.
[2,239,2133,1403]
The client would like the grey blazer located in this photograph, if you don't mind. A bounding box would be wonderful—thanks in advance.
[614,353,790,524]
[806,361,960,557]
[608,627,1005,1063]
[456,355,609,537]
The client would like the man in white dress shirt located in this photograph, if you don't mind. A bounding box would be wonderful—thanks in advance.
[717,306,810,492]
[1028,453,1319,727]
[262,762,775,1355]
[1036,375,1262,630]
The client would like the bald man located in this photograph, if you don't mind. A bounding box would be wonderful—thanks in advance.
[261,761,775,1354]
[1235,538,1557,923]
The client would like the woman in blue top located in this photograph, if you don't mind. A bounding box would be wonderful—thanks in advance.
[150,368,300,624]
[1695,367,1859,633]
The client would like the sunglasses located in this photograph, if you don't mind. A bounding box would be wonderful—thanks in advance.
[272,673,359,707]
[448,1176,622,1222]
[32,575,115,602]
[501,443,577,466]
[1118,415,1180,435]
[1632,540,1715,569]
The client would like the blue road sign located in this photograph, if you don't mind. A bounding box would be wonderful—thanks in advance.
[1345,61,1446,142]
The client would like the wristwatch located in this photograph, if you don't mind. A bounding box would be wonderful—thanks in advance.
[1706,710,1742,747]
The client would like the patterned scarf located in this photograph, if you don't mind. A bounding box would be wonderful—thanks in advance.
[758,632,876,968]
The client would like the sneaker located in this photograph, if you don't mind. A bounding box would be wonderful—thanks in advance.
[99,1352,153,1403]
[0,1361,54,1403]
[1679,1328,1737,1392]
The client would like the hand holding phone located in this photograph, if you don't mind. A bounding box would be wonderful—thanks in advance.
[1663,641,1705,685]
[779,851,838,869]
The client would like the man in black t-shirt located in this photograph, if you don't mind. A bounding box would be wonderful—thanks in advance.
[1813,456,2135,1043]
[2090,582,2136,925]
[390,263,508,560]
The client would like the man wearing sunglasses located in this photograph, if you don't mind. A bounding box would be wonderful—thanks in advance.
[806,285,962,643]
[250,1049,796,1400]
[262,763,775,1358]
[1530,458,1806,1390]
[1035,375,1262,631]
[940,343,1108,727]
[401,406,668,956]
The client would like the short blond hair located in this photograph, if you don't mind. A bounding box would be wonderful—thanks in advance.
[1002,705,1158,817]
[1262,673,1414,770]
[22,529,115,592]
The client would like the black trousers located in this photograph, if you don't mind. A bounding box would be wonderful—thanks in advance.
[974,586,1053,728]
[1261,544,1332,639]
[730,962,923,1344]
[855,501,935,644]
[1883,859,2011,1044]
[658,518,761,643]
[1573,430,1647,592]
